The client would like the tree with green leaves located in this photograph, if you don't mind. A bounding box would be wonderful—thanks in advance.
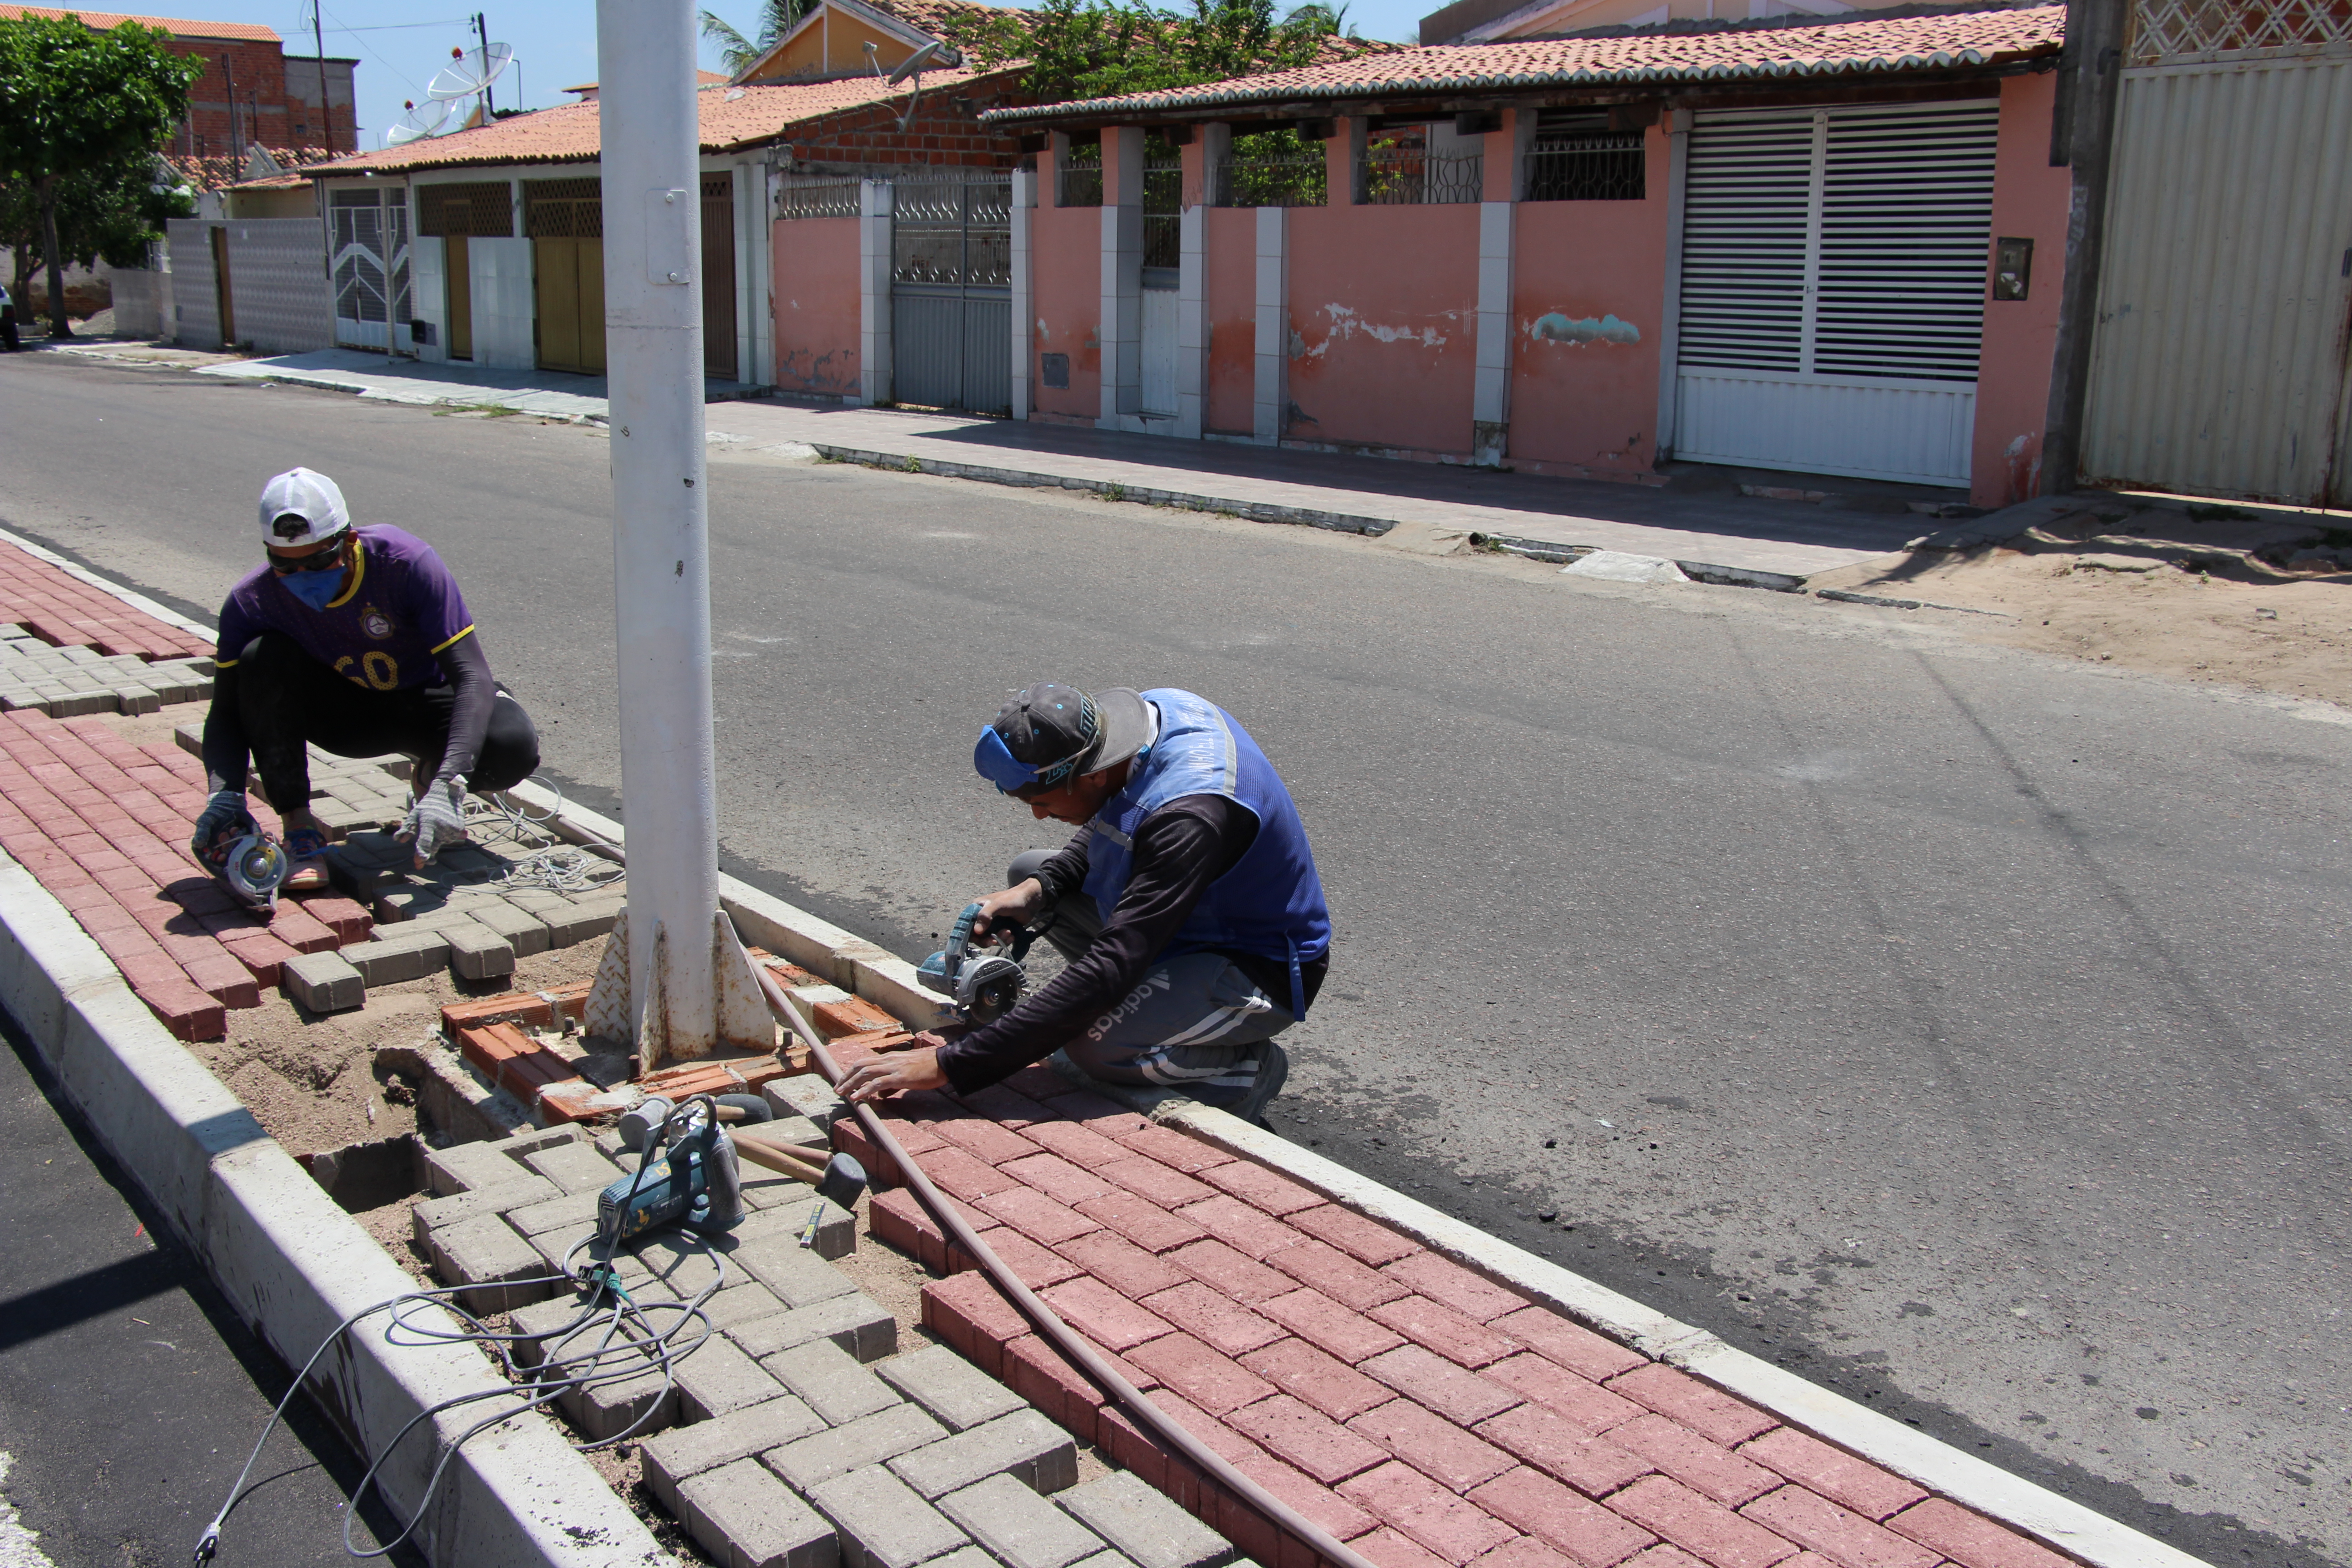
[1,150,194,315]
[939,0,1347,104]
[0,12,201,338]
[698,0,812,78]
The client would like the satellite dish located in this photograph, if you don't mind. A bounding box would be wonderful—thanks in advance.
[427,42,514,102]
[888,40,942,85]
[386,97,453,146]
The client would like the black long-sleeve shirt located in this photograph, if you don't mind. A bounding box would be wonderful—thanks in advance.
[202,628,500,795]
[937,794,1327,1093]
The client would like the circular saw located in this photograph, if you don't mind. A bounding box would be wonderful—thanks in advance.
[916,901,1036,1025]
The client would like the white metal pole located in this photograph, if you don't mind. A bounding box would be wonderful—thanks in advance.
[597,0,718,1056]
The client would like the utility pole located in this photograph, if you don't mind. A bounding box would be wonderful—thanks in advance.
[313,0,333,156]
[225,54,240,164]
[588,0,766,1066]
[2038,0,2130,495]
[476,12,496,117]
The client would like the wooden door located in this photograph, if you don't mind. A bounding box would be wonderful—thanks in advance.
[446,235,473,359]
[209,226,235,346]
[701,174,737,381]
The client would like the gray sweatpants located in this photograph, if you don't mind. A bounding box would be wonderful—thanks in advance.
[1009,850,1295,1110]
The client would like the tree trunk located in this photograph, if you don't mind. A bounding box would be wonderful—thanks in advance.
[38,178,73,340]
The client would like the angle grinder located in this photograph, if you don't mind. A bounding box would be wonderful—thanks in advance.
[211,832,292,913]
[916,901,1036,1025]
[596,1095,745,1249]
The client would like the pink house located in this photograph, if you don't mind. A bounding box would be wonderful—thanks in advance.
[784,7,2074,508]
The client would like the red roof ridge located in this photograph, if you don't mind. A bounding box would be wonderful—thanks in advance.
[0,1,279,39]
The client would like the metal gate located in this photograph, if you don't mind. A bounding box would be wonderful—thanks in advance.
[330,186,411,351]
[1673,101,1998,487]
[2081,10,2352,506]
[892,175,1011,415]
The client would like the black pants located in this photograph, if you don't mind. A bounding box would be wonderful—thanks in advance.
[235,632,539,811]
[0,306,18,352]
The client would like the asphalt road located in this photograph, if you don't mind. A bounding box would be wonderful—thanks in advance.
[4,353,2347,1568]
[0,1014,406,1566]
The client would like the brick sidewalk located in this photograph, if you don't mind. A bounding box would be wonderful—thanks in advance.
[841,1061,2072,1568]
[0,545,212,662]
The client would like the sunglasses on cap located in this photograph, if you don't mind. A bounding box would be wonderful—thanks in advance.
[973,696,1101,796]
[266,529,347,574]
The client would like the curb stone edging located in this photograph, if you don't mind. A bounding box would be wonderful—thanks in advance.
[508,784,2210,1568]
[0,847,665,1567]
[1152,1102,2210,1568]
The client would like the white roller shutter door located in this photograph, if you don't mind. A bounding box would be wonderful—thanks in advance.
[1674,100,1998,488]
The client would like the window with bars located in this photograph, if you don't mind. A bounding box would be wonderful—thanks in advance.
[1358,146,1483,205]
[1524,130,1645,201]
[778,178,860,219]
[524,177,603,239]
[1143,146,1182,268]
[417,181,514,237]
[1059,141,1103,207]
[891,177,1013,287]
[1677,102,1998,383]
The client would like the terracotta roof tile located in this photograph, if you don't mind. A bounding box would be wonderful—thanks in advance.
[305,69,1019,176]
[162,146,338,192]
[0,2,277,39]
[980,4,2062,123]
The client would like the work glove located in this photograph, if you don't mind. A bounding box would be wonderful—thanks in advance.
[399,777,469,865]
[190,789,256,867]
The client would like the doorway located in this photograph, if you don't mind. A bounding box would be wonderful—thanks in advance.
[445,236,473,359]
[524,178,605,376]
[208,225,235,347]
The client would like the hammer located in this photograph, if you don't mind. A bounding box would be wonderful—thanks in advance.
[727,1130,868,1210]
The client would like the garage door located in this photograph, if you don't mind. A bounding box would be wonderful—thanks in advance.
[1673,100,1997,488]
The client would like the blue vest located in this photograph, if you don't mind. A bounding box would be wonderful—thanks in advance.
[1080,689,1332,1017]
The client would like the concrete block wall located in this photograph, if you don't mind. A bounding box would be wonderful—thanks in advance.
[166,219,222,348]
[221,218,335,353]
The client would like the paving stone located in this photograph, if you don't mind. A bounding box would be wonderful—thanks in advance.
[676,1332,789,1423]
[1737,1429,1926,1522]
[1475,1404,1653,1498]
[1236,1338,1393,1423]
[1605,1475,1792,1568]
[501,1188,603,1240]
[507,1292,607,1368]
[639,1394,828,1512]
[696,1279,791,1331]
[939,1474,1104,1568]
[677,1457,836,1568]
[1359,1345,1522,1425]
[409,1176,557,1249]
[763,1338,902,1424]
[544,897,622,947]
[877,1343,1028,1432]
[431,1214,557,1314]
[767,1074,846,1122]
[1607,1365,1778,1447]
[887,1408,1077,1499]
[766,1402,949,1491]
[809,1463,970,1568]
[730,1294,898,1364]
[734,1229,863,1307]
[467,897,552,956]
[1739,1486,1937,1568]
[442,918,515,979]
[525,1140,625,1194]
[280,949,364,1012]
[1053,1470,1236,1568]
[556,1354,680,1444]
[344,926,452,985]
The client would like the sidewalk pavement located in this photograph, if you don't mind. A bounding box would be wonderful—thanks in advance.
[186,350,1923,580]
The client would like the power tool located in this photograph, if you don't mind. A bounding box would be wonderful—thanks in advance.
[596,1096,745,1249]
[916,901,1037,1025]
[208,831,292,913]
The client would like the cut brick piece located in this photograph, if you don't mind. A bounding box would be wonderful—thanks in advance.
[1737,1431,1924,1523]
[1198,1159,1324,1216]
[1259,1289,1408,1365]
[1005,1151,1116,1207]
[1739,1487,1940,1568]
[921,1143,1033,1200]
[674,1334,786,1423]
[765,1402,948,1492]
[280,948,364,1012]
[1492,1307,1647,1383]
[1240,1337,1396,1422]
[1285,1203,1421,1267]
[1468,1468,1657,1568]
[1360,1346,1522,1426]
[761,1338,902,1424]
[1116,1122,1230,1172]
[1039,1276,1177,1352]
[629,1396,828,1512]
[1371,1296,1519,1369]
[1054,1470,1235,1568]
[922,1272,1029,1377]
[1074,1190,1210,1254]
[1055,1229,1187,1298]
[810,1463,971,1568]
[1264,1236,1411,1312]
[1606,1476,1798,1568]
[1173,1196,1302,1261]
[676,1457,835,1568]
[1341,1459,1520,1565]
[1382,1254,1526,1323]
[889,1408,1078,1498]
[1884,1500,2075,1568]
[1227,1393,1390,1485]
[1475,1405,1653,1499]
[1488,1353,1643,1436]
[1231,1450,1377,1544]
[444,919,515,980]
[1610,1414,1778,1507]
[1138,1282,1283,1357]
[940,1473,1104,1568]
[878,1342,1029,1432]
[1096,1155,1217,1208]
[1352,1398,1517,1492]
[1607,1366,1779,1448]
[1128,1333,1278,1417]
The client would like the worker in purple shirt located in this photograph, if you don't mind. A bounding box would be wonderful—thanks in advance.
[190,467,540,887]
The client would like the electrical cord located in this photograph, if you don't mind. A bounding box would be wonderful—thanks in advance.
[195,1102,722,1565]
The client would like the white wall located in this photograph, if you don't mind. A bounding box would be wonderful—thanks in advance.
[409,235,448,364]
[470,236,535,370]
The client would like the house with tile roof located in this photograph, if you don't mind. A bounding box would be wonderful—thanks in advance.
[924,4,2075,507]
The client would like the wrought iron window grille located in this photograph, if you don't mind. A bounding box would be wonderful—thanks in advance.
[1211,153,1328,208]
[1524,132,1646,201]
[777,178,861,220]
[1357,148,1483,205]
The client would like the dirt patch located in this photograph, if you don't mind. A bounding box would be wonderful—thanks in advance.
[354,1193,436,1287]
[1806,503,2352,706]
[834,1191,943,1355]
[201,940,605,1160]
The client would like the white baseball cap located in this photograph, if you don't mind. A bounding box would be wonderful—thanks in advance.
[258,467,350,548]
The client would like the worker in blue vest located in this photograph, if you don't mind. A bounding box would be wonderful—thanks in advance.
[837,683,1331,1126]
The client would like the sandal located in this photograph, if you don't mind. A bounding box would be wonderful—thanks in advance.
[283,825,332,892]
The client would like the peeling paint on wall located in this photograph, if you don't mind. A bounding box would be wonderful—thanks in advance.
[1528,312,1642,347]
[1304,302,1454,359]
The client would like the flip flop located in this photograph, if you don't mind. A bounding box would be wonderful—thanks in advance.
[283,825,332,892]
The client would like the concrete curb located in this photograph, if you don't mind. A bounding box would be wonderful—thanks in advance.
[0,519,218,642]
[0,847,665,1567]
[1153,1103,2209,1568]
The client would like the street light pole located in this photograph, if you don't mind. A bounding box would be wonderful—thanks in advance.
[593,0,725,1063]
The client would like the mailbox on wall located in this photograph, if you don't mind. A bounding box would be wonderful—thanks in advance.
[1993,236,2034,300]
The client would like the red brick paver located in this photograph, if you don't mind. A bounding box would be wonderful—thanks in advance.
[0,548,213,660]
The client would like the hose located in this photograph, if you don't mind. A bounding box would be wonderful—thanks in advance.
[751,965,1380,1568]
